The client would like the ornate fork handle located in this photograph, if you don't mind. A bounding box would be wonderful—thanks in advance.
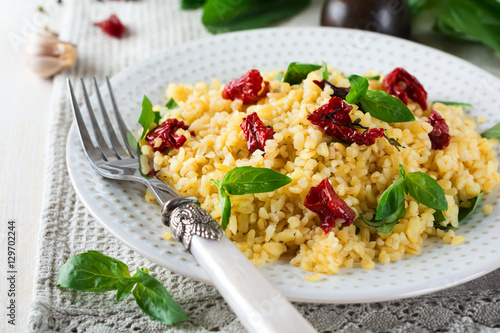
[162,196,223,251]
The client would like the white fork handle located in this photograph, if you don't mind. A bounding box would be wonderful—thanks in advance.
[190,236,317,333]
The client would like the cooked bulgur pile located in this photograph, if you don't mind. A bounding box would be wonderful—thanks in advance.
[139,65,500,274]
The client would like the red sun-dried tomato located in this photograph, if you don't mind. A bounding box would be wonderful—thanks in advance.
[307,97,384,146]
[95,14,126,38]
[304,178,356,232]
[240,112,275,154]
[428,110,451,150]
[382,67,428,110]
[146,118,189,152]
[222,69,270,105]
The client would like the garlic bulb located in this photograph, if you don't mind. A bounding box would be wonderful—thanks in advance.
[25,34,77,79]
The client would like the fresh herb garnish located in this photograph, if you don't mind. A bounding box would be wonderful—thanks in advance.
[57,251,188,325]
[481,122,500,139]
[458,191,483,222]
[321,61,329,80]
[434,191,483,230]
[364,75,381,81]
[362,165,448,233]
[210,166,292,230]
[136,96,162,177]
[275,71,284,82]
[360,90,416,123]
[345,75,369,105]
[405,171,448,211]
[433,101,472,108]
[165,97,179,110]
[283,62,322,85]
[201,0,311,34]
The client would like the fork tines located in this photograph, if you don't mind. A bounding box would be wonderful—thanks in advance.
[67,77,135,165]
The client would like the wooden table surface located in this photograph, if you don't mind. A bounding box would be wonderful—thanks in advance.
[0,2,499,333]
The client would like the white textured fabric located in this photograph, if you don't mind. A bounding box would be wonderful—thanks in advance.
[29,1,500,332]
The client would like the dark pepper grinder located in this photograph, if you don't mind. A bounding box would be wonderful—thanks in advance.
[320,0,411,39]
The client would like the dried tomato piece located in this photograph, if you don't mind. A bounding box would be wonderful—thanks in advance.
[240,112,275,154]
[146,118,189,152]
[222,69,270,105]
[428,110,451,150]
[313,79,350,99]
[95,14,126,38]
[382,67,428,110]
[307,97,384,146]
[304,178,356,232]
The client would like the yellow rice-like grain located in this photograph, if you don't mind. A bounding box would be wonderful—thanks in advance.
[141,67,500,274]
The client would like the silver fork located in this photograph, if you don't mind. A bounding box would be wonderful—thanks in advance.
[67,78,317,333]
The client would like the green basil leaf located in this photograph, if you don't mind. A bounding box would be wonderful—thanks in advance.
[202,0,311,34]
[181,0,205,9]
[132,268,188,325]
[126,130,138,151]
[434,210,446,223]
[116,277,137,302]
[56,251,130,292]
[434,0,500,53]
[222,166,292,195]
[138,96,161,141]
[405,172,448,211]
[364,75,380,81]
[481,122,500,139]
[210,179,232,230]
[361,201,406,233]
[321,61,329,80]
[408,0,436,15]
[458,191,483,222]
[346,74,369,105]
[360,90,416,123]
[283,62,322,85]
[165,98,179,110]
[433,100,472,108]
[375,178,406,220]
[275,71,283,82]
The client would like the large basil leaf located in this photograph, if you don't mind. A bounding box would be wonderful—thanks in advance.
[56,251,130,292]
[202,0,311,34]
[345,75,369,105]
[405,172,448,211]
[360,90,416,123]
[283,62,322,85]
[132,268,189,325]
[222,166,292,195]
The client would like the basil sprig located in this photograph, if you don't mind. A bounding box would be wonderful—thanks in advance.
[344,74,415,123]
[210,166,292,230]
[362,165,448,233]
[364,75,380,81]
[481,122,500,139]
[360,90,416,123]
[345,74,369,105]
[283,62,322,85]
[434,191,483,230]
[57,251,188,325]
[201,0,311,34]
[433,101,472,108]
[321,61,329,80]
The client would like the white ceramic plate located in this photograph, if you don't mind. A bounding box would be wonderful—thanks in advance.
[67,27,500,303]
